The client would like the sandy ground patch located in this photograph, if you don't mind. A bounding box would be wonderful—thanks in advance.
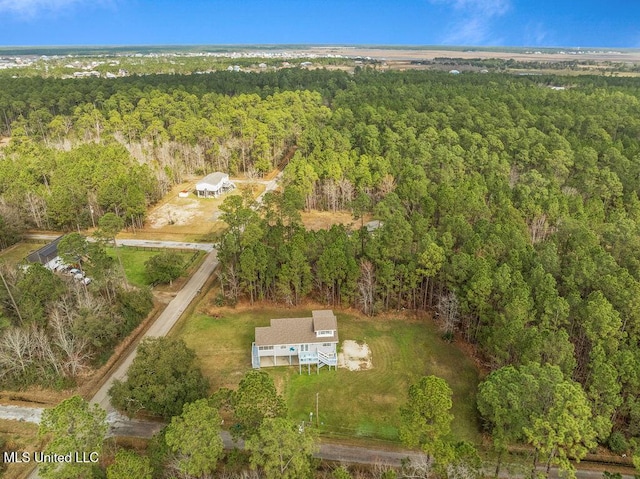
[148,199,201,228]
[118,180,264,242]
[339,340,373,371]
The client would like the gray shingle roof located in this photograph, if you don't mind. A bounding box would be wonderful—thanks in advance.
[26,236,64,264]
[196,172,227,189]
[312,310,337,331]
[255,311,338,346]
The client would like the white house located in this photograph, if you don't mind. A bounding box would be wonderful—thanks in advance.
[195,172,234,198]
[252,310,339,374]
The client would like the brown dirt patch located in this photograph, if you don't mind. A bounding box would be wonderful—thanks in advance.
[0,389,71,407]
[147,199,202,228]
[301,210,372,231]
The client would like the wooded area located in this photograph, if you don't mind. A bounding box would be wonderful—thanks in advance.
[0,236,153,389]
[2,68,640,466]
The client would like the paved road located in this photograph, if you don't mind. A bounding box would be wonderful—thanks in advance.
[91,249,218,412]
[0,405,43,423]
[24,233,214,252]
[1,405,634,478]
[255,170,283,204]
[115,239,214,251]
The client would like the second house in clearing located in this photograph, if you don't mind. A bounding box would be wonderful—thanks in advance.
[252,310,339,374]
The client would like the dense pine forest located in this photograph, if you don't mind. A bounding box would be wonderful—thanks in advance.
[2,69,640,464]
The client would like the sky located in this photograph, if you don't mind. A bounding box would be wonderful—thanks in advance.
[0,0,638,48]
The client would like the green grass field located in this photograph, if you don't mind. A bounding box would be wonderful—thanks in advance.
[0,242,46,265]
[173,307,481,444]
[106,247,203,287]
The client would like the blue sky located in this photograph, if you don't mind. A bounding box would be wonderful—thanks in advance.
[0,0,638,48]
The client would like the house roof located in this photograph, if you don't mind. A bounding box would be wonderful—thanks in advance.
[26,236,64,264]
[196,172,228,189]
[365,220,383,232]
[255,311,338,346]
[312,310,337,331]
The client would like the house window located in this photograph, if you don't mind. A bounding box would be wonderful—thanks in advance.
[316,330,334,337]
[258,346,273,351]
[322,343,332,347]
[280,345,287,350]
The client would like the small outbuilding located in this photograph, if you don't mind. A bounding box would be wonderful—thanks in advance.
[195,172,235,198]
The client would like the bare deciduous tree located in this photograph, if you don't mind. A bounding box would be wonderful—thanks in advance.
[529,214,549,244]
[31,325,61,376]
[437,291,460,337]
[221,263,240,302]
[338,178,355,207]
[401,455,434,479]
[323,180,339,211]
[0,328,34,379]
[50,303,92,377]
[358,259,376,316]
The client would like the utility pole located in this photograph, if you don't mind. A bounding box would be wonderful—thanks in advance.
[316,392,319,428]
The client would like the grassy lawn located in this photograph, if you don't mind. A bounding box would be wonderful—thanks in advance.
[0,242,46,265]
[0,419,39,479]
[173,306,481,444]
[106,247,204,287]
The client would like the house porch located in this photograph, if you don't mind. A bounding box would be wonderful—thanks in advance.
[251,342,337,374]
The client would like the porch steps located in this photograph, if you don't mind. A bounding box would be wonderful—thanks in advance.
[317,350,338,370]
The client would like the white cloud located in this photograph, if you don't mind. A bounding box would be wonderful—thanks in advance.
[436,0,510,16]
[0,0,109,18]
[523,22,551,47]
[430,0,511,45]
